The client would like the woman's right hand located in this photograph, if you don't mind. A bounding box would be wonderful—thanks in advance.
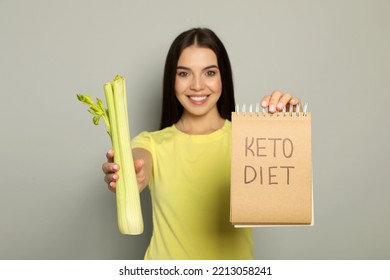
[102,149,149,193]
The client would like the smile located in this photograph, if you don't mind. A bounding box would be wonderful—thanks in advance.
[189,95,208,102]
[187,95,210,105]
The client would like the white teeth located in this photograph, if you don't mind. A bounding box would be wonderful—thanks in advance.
[189,96,207,101]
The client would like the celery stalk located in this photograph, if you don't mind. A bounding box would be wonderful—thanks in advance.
[105,76,143,235]
[77,75,144,235]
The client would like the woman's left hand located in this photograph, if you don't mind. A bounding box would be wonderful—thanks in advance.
[260,90,301,113]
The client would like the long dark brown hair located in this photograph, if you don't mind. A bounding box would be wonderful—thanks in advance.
[160,28,235,129]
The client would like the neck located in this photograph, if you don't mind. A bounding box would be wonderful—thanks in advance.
[176,111,225,135]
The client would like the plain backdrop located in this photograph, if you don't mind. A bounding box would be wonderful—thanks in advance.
[1,0,389,259]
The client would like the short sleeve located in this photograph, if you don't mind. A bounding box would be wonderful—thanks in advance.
[131,131,153,153]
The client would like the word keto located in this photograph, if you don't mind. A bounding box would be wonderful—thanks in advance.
[244,137,295,186]
[245,137,294,158]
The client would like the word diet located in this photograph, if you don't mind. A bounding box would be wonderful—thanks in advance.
[243,137,296,186]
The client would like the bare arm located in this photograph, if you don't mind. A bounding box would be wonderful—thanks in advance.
[132,148,152,193]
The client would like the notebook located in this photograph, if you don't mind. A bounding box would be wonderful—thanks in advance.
[230,103,313,227]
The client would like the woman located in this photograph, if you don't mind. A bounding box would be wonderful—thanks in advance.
[102,28,300,259]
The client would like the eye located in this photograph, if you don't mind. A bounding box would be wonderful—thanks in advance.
[206,70,217,77]
[177,71,189,77]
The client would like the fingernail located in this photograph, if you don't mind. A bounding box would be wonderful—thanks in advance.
[261,100,267,107]
[269,104,275,112]
[277,102,284,110]
[113,164,119,171]
[113,174,118,180]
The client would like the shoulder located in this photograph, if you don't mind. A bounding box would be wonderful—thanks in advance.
[131,125,177,147]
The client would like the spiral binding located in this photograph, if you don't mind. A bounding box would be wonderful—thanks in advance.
[235,102,308,117]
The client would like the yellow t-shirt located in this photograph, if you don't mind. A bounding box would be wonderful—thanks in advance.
[131,120,253,260]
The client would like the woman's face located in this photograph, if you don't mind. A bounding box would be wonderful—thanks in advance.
[175,45,222,119]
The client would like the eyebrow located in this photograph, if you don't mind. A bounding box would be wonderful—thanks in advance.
[176,65,219,71]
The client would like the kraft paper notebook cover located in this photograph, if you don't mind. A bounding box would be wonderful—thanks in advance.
[230,104,313,227]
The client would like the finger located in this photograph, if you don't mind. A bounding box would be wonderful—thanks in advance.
[105,173,119,193]
[269,90,282,113]
[290,96,301,108]
[134,159,144,174]
[276,92,293,111]
[260,95,271,108]
[108,181,116,193]
[102,162,120,174]
[104,173,119,184]
[286,96,301,112]
[106,149,114,162]
[136,168,146,186]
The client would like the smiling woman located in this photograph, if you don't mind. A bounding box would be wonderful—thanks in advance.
[102,27,299,260]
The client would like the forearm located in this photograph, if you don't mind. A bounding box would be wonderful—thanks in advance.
[132,148,152,192]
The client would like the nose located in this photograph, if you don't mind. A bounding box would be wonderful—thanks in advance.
[190,75,205,91]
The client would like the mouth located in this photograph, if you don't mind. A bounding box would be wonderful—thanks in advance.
[188,95,210,104]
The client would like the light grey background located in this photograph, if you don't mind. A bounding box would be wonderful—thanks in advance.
[1,0,389,259]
